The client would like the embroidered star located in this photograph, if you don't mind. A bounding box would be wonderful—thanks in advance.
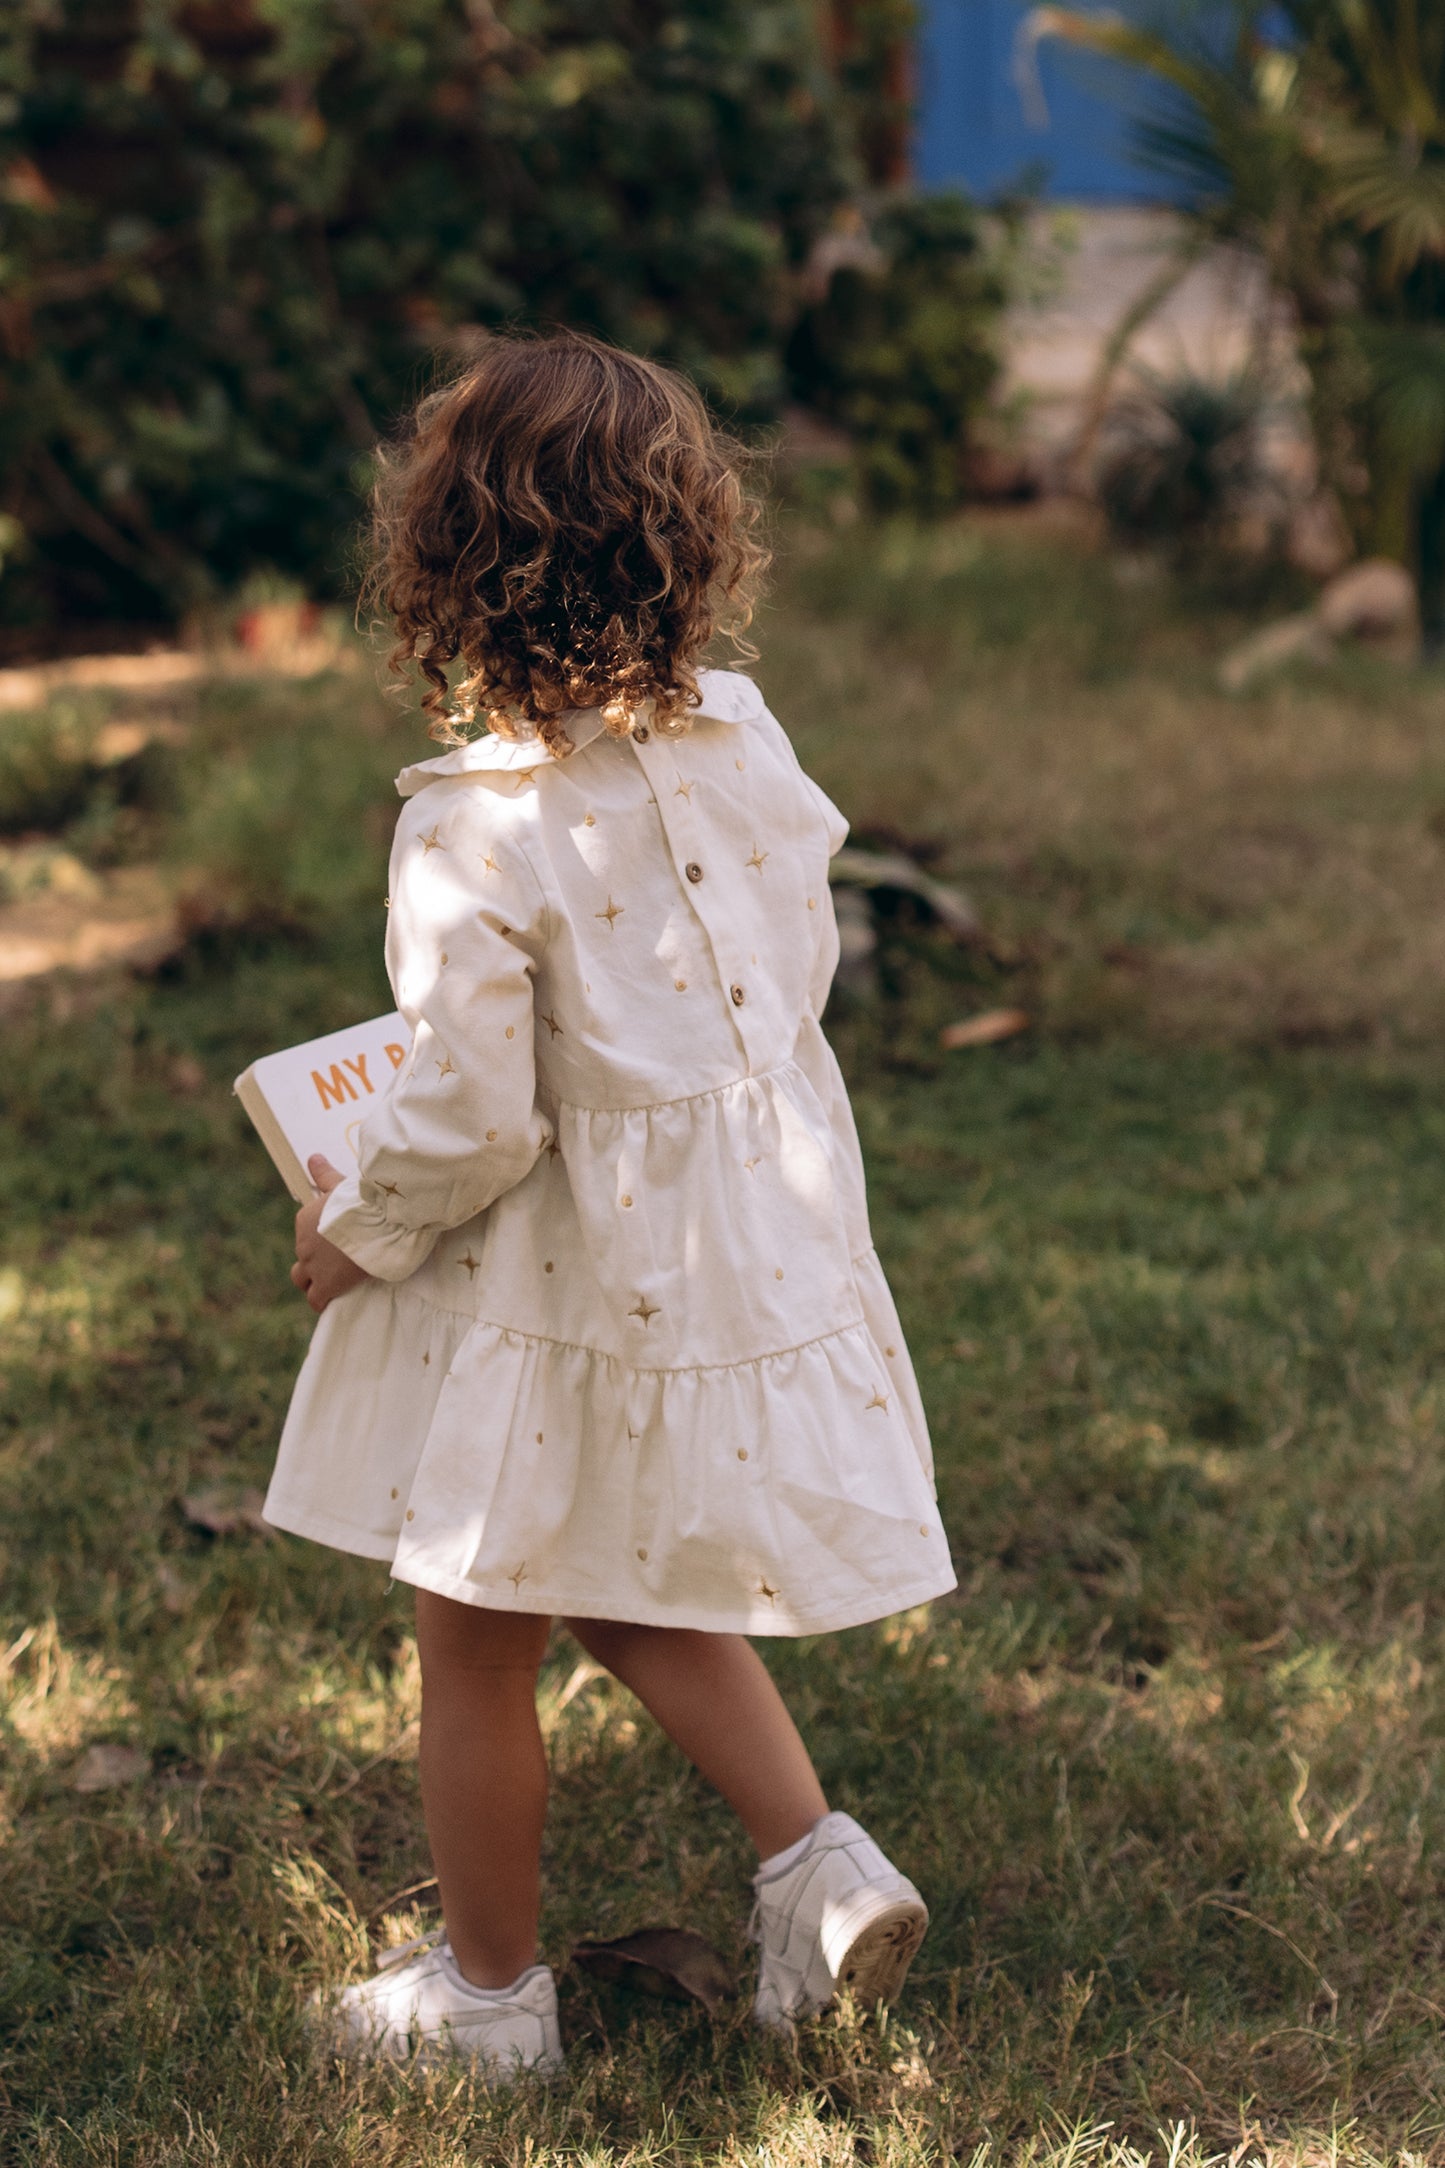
[512,767,536,789]
[627,1425,641,1443]
[866,1389,890,1411]
[481,852,500,875]
[743,1155,764,1174]
[746,843,769,874]
[674,778,694,801]
[507,1562,528,1592]
[541,1010,563,1037]
[757,1578,778,1602]
[629,1297,660,1327]
[595,897,624,928]
[377,1180,402,1198]
[419,826,445,854]
[457,1249,481,1277]
[435,1055,456,1077]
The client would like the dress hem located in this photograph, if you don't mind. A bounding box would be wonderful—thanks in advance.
[262,1497,957,1637]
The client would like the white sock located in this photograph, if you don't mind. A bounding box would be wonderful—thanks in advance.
[757,1822,820,1878]
[443,1950,535,1998]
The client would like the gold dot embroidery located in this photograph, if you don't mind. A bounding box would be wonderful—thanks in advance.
[775,1268,784,1281]
[920,1525,929,1538]
[807,897,817,910]
[405,1508,415,1521]
[390,1487,399,1499]
[544,1260,554,1273]
[674,978,687,992]
[737,1448,748,1462]
[621,1194,633,1208]
[584,813,596,827]
[636,1545,648,1561]
[486,1128,498,1141]
[440,951,448,966]
[505,1025,515,1039]
[886,1345,897,1357]
[536,1431,544,1444]
[736,758,746,771]
[422,1351,430,1367]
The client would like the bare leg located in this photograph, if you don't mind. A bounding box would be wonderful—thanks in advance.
[565,1619,828,1858]
[413,1591,551,1990]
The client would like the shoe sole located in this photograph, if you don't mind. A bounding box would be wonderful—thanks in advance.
[823,1881,929,2008]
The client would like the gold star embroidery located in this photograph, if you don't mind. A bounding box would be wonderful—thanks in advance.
[743,1155,764,1173]
[419,826,445,854]
[435,1055,456,1077]
[627,1425,641,1443]
[377,1180,402,1198]
[746,844,769,874]
[541,1010,563,1037]
[481,852,500,875]
[630,1297,660,1327]
[674,778,694,801]
[757,1579,778,1603]
[866,1389,890,1411]
[458,1249,481,1277]
[512,767,536,789]
[507,1562,528,1592]
[595,897,624,928]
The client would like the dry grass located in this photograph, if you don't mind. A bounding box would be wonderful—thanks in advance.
[4,514,1445,2162]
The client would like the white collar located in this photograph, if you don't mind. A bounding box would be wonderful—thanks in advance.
[395,668,764,797]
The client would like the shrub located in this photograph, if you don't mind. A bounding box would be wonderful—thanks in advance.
[0,0,861,639]
[786,192,1016,513]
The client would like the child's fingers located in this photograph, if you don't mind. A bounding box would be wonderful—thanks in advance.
[308,1154,344,1195]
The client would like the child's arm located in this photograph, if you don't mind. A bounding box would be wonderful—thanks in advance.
[310,785,550,1285]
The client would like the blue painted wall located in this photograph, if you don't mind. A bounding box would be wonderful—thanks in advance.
[914,0,1190,203]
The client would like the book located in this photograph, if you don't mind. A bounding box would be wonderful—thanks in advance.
[233,1012,411,1203]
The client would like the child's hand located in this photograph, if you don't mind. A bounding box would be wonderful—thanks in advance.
[291,1155,372,1314]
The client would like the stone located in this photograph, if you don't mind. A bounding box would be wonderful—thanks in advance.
[1317,558,1419,648]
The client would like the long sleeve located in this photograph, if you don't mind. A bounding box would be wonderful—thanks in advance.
[318,780,551,1281]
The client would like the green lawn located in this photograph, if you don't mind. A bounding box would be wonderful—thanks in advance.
[5,517,1445,2164]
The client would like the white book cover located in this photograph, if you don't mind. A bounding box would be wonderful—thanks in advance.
[233,1012,411,1203]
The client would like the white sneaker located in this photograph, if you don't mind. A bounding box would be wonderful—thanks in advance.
[314,1929,563,2076]
[750,1812,929,2030]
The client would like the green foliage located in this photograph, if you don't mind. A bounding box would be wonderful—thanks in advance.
[1094,363,1279,556]
[1032,0,1445,638]
[786,193,1013,513]
[0,0,863,639]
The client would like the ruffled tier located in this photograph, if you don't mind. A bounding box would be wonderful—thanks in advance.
[263,1248,954,1635]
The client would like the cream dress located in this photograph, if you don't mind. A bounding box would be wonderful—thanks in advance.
[264,670,956,1633]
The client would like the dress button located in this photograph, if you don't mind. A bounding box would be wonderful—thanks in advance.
[731,983,746,1006]
[685,861,703,884]
[634,725,650,743]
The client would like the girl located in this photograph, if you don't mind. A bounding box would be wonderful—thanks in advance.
[269,332,957,2075]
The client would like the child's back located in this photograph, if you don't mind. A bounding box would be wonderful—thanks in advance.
[266,663,950,1633]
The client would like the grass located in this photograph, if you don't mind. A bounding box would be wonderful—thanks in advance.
[5,512,1445,2162]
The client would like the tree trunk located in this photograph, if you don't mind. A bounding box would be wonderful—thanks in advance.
[1419,460,1445,657]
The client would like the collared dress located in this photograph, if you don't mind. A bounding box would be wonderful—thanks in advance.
[264,670,956,1633]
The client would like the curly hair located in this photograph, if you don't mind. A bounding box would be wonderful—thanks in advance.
[366,331,769,757]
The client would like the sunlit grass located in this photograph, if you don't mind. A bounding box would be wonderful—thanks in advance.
[5,515,1445,2159]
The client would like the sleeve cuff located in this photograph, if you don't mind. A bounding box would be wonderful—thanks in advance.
[318,1176,440,1283]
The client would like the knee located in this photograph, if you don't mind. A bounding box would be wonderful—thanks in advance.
[417,1592,551,1679]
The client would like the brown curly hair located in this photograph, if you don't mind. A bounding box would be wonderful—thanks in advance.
[367,331,769,757]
